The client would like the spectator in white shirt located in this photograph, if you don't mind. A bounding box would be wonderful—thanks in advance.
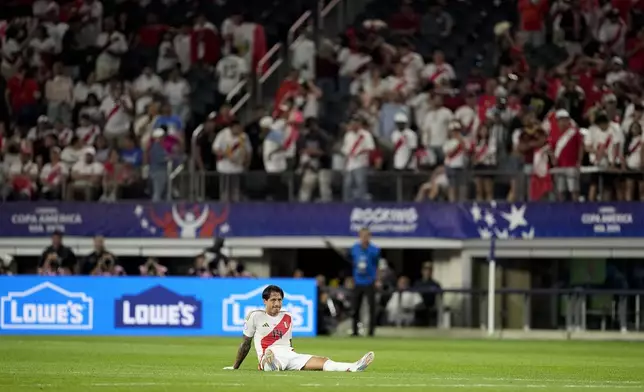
[597,9,626,57]
[215,48,248,104]
[385,276,423,326]
[163,67,191,123]
[173,24,192,73]
[132,66,163,115]
[40,147,67,199]
[157,31,178,75]
[398,41,424,91]
[69,147,104,201]
[94,17,128,82]
[585,113,622,201]
[442,121,468,201]
[212,120,251,201]
[61,136,85,166]
[470,124,497,201]
[391,112,418,171]
[421,93,454,163]
[28,25,56,68]
[454,93,480,138]
[421,51,455,87]
[260,116,287,174]
[8,148,38,200]
[341,118,375,201]
[75,114,101,146]
[291,32,316,81]
[45,62,74,126]
[100,80,133,142]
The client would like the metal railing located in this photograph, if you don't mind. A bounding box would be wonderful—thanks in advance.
[402,288,644,333]
[255,43,285,106]
[184,166,635,203]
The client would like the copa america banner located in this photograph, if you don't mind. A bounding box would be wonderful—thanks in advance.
[0,202,641,239]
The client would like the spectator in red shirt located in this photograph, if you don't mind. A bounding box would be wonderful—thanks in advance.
[549,109,583,201]
[7,66,41,126]
[389,1,421,36]
[138,12,168,48]
[518,0,549,47]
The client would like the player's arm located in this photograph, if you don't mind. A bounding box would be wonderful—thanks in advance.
[226,312,257,370]
[232,335,253,369]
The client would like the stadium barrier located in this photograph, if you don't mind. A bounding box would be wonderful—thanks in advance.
[412,288,644,333]
[0,276,317,336]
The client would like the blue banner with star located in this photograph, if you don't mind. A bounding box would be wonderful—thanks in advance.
[0,202,642,239]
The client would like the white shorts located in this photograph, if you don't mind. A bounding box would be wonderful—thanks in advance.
[260,348,313,371]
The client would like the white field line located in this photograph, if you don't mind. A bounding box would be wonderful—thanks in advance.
[7,381,642,390]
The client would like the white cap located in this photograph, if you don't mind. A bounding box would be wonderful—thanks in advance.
[555,109,570,119]
[37,115,49,123]
[259,116,273,129]
[152,128,165,138]
[84,147,96,156]
[394,112,408,123]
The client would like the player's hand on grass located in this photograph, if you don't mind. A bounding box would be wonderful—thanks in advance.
[223,366,235,370]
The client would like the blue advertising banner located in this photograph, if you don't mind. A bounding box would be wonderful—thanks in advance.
[0,202,641,239]
[0,277,317,336]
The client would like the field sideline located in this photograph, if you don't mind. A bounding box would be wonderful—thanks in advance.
[1,336,643,392]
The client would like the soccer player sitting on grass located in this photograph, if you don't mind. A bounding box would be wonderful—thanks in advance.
[224,285,375,372]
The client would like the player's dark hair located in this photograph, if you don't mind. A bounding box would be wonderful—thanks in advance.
[262,285,284,300]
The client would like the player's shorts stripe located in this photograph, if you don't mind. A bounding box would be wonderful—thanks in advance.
[260,314,291,354]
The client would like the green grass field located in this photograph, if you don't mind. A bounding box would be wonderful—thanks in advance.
[1,336,644,392]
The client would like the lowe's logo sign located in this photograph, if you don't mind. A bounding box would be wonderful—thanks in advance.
[0,282,93,330]
[222,285,314,333]
[114,286,202,328]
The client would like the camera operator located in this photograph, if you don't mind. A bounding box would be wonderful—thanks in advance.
[139,257,167,277]
[203,236,230,275]
[0,255,14,276]
[83,236,122,275]
[39,231,76,275]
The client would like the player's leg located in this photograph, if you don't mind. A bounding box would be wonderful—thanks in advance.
[301,352,375,372]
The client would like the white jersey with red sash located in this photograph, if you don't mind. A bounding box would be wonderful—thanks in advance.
[471,138,496,166]
[422,62,455,86]
[40,161,68,190]
[586,122,622,167]
[455,105,478,138]
[244,310,293,362]
[442,138,467,168]
[342,129,374,171]
[391,128,418,170]
[76,125,101,146]
[626,135,642,170]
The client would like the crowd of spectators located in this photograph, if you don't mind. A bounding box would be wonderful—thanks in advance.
[198,0,644,203]
[0,0,263,202]
[3,0,644,204]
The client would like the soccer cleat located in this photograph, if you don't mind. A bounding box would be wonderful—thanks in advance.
[351,351,375,372]
[261,349,280,372]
